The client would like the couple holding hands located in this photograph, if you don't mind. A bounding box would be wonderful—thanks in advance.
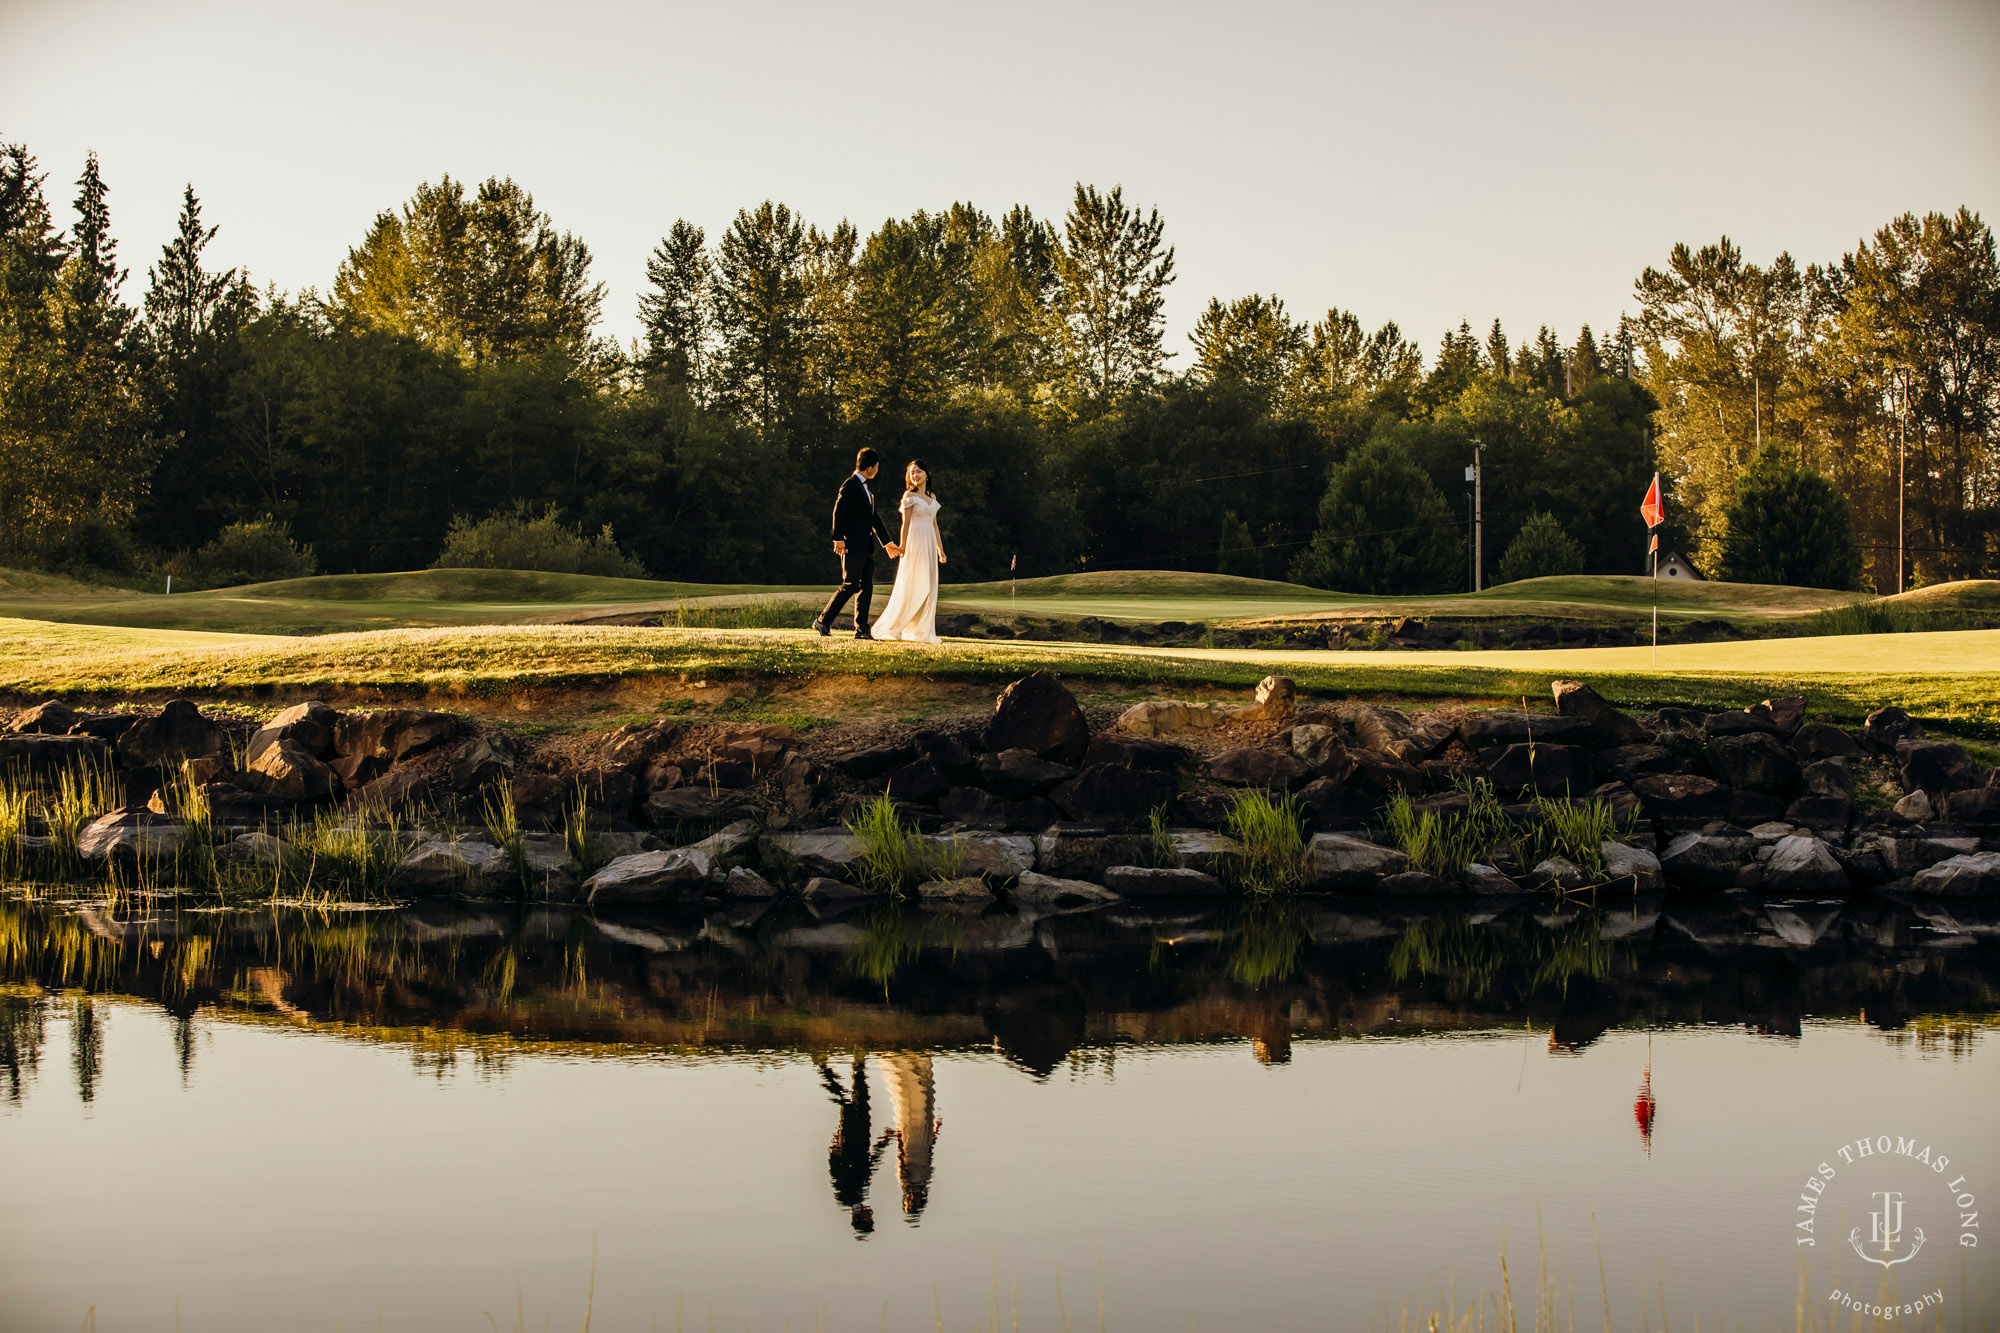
[813,447,948,645]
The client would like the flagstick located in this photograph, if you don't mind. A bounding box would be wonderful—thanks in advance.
[1651,543,1659,665]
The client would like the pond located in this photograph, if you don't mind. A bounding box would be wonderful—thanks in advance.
[2,891,1995,1330]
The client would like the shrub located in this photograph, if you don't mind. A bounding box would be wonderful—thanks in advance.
[1495,510,1584,583]
[177,518,316,589]
[1289,437,1461,594]
[1716,445,1863,589]
[433,504,646,577]
[1216,510,1263,579]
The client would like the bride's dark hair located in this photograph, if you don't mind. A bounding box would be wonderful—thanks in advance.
[905,458,935,501]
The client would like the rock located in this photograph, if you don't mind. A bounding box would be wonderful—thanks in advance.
[644,787,752,827]
[1730,789,1786,827]
[1912,852,2000,897]
[760,830,866,879]
[722,866,778,898]
[115,699,223,768]
[1864,706,1920,750]
[1289,724,1341,769]
[448,733,518,793]
[692,758,755,789]
[801,876,873,903]
[396,838,512,890]
[1101,865,1224,896]
[986,671,1089,763]
[923,831,1035,880]
[1306,833,1409,891]
[242,738,337,801]
[1784,796,1851,835]
[1033,828,1151,880]
[1206,747,1308,791]
[775,754,826,815]
[1484,742,1593,797]
[515,838,580,896]
[1050,763,1179,828]
[910,730,978,779]
[0,732,112,777]
[1168,829,1242,875]
[1459,711,1595,752]
[1332,703,1415,753]
[332,708,459,770]
[76,811,185,860]
[181,753,235,787]
[710,724,797,772]
[1943,789,2000,828]
[937,787,1060,831]
[1112,700,1229,738]
[246,700,339,763]
[836,743,912,779]
[1375,871,1461,896]
[1010,871,1123,905]
[1660,829,1757,891]
[1597,744,1678,781]
[977,748,1074,799]
[691,820,759,873]
[1631,773,1732,824]
[1761,834,1851,896]
[1083,734,1192,772]
[1398,713,1459,763]
[586,830,662,860]
[1892,790,1934,822]
[1532,857,1592,892]
[1244,675,1297,722]
[1320,748,1424,797]
[1761,697,1807,736]
[1654,706,1707,733]
[1295,777,1373,829]
[1879,833,1978,877]
[229,831,304,868]
[1704,710,1778,738]
[1801,757,1855,799]
[1791,723,1865,761]
[6,699,77,734]
[582,847,712,903]
[916,876,996,907]
[884,757,952,804]
[1465,863,1523,895]
[1551,680,1647,748]
[203,782,295,831]
[348,765,438,816]
[1705,732,1800,794]
[1896,740,1981,796]
[598,720,681,772]
[1601,842,1665,892]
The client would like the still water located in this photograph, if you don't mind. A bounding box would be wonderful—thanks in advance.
[2,892,1996,1331]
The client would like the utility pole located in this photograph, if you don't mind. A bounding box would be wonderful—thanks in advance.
[1753,377,1761,450]
[1898,416,1907,594]
[1470,437,1484,590]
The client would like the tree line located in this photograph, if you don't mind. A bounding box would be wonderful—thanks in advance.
[1,135,1994,592]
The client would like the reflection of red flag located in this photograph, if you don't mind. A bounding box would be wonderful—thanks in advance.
[1640,473,1664,529]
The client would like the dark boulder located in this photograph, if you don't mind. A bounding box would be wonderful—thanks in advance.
[910,730,977,781]
[116,700,223,768]
[1801,757,1855,800]
[693,758,756,789]
[242,738,337,801]
[1083,734,1191,773]
[644,787,753,828]
[1761,697,1806,736]
[977,748,1075,799]
[1660,828,1757,891]
[247,700,340,762]
[1792,723,1865,761]
[1731,789,1786,826]
[775,754,826,815]
[938,787,1060,832]
[598,720,681,772]
[0,732,111,777]
[1484,742,1593,797]
[1596,744,1678,781]
[1703,709,1777,738]
[1896,740,1981,796]
[1101,865,1225,896]
[330,708,460,784]
[6,699,77,734]
[1705,732,1799,794]
[1943,788,2000,829]
[1206,747,1308,791]
[986,670,1089,764]
[346,766,437,817]
[449,733,518,793]
[1785,795,1851,836]
[884,757,952,804]
[1295,777,1373,829]
[1864,706,1921,750]
[711,724,797,773]
[836,743,912,778]
[1655,706,1707,732]
[1321,748,1423,797]
[1460,711,1594,752]
[1631,773,1732,824]
[1551,680,1646,748]
[1049,762,1178,828]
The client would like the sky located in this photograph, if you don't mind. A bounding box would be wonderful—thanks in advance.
[3,0,1997,360]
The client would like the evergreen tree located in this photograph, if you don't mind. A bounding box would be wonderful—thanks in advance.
[637,219,709,393]
[1486,319,1510,379]
[840,210,978,422]
[1216,509,1262,578]
[1570,325,1602,391]
[1716,444,1862,588]
[1051,183,1174,415]
[63,152,131,348]
[709,201,813,431]
[1189,293,1308,405]
[144,185,237,360]
[1290,437,1461,593]
[1416,319,1483,412]
[1495,510,1585,583]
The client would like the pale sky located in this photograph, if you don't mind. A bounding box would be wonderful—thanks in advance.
[4,0,1996,360]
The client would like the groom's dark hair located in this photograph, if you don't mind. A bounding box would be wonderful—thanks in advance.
[855,448,881,471]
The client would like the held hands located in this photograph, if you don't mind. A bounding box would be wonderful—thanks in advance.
[885,543,904,559]
[832,540,847,556]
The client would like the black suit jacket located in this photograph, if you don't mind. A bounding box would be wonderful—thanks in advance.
[831,474,893,549]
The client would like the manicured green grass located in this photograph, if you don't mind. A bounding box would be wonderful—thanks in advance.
[3,618,1993,731]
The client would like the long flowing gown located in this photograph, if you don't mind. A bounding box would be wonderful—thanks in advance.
[870,492,943,644]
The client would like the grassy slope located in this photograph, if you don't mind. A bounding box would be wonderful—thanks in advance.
[4,618,1993,730]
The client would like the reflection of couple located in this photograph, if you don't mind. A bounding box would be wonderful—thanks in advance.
[813,448,948,644]
[819,1053,940,1234]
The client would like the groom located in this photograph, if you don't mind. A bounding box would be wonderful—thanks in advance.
[814,448,901,638]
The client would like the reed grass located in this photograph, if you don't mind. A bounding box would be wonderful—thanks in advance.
[1384,778,1637,889]
[670,597,817,631]
[481,779,529,892]
[846,791,917,894]
[563,799,602,877]
[1223,788,1310,894]
[1793,601,1982,637]
[1145,804,1177,869]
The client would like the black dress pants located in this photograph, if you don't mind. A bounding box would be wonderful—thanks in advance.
[819,547,875,629]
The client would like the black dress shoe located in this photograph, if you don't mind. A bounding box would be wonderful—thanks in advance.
[812,619,831,636]
[853,630,875,640]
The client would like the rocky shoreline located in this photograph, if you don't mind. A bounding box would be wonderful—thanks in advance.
[4,670,1998,905]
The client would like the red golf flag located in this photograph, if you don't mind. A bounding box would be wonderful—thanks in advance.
[1649,533,1659,554]
[1640,473,1664,529]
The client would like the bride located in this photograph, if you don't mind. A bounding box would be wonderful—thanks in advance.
[870,459,948,644]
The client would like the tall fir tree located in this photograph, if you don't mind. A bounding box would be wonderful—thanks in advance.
[1051,183,1174,416]
[637,220,710,394]
[709,201,814,432]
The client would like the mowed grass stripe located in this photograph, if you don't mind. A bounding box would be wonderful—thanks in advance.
[4,618,1994,730]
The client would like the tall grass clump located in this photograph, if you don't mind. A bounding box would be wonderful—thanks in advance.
[1145,804,1176,868]
[46,759,122,869]
[0,775,31,876]
[1223,789,1309,894]
[846,791,917,894]
[1513,793,1632,877]
[1385,777,1512,878]
[671,598,816,630]
[1794,601,1980,637]
[481,779,529,890]
[563,799,601,877]
[293,803,412,900]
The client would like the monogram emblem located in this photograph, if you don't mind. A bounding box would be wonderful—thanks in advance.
[1848,1190,1926,1268]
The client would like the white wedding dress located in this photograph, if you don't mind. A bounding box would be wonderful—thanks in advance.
[871,491,943,643]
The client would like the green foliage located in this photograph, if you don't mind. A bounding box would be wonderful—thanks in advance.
[177,517,317,589]
[1793,602,1980,636]
[1717,446,1863,589]
[1223,789,1310,894]
[1290,437,1462,594]
[1215,510,1262,579]
[434,505,646,578]
[1496,510,1585,584]
[846,791,918,894]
